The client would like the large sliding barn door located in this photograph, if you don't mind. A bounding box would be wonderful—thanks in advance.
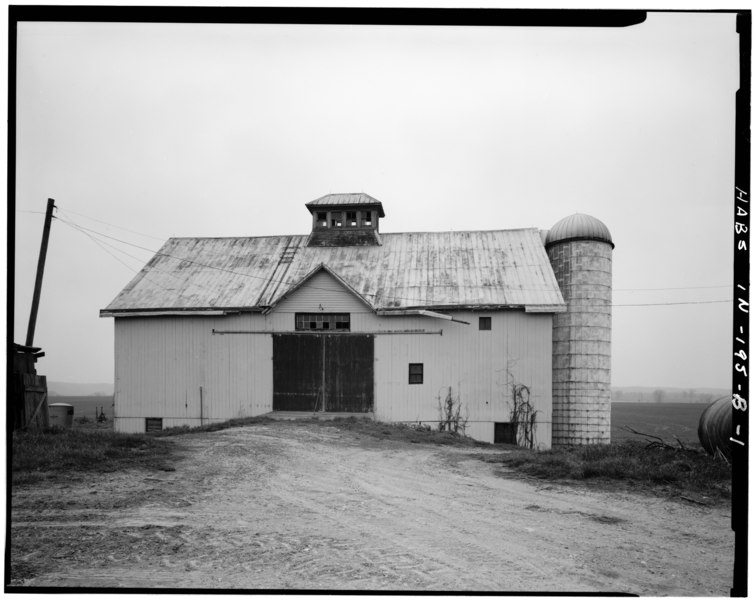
[323,335,373,412]
[272,334,323,411]
[272,334,374,412]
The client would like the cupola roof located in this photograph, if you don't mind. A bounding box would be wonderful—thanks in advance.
[306,193,385,217]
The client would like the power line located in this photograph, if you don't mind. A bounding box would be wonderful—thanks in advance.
[614,284,731,291]
[55,207,166,242]
[62,217,178,278]
[613,299,731,306]
[75,225,141,274]
[62,218,174,292]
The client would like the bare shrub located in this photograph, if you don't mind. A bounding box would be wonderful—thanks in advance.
[437,386,468,435]
[499,361,538,449]
[510,382,537,449]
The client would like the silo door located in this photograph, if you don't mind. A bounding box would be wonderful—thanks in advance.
[272,334,374,412]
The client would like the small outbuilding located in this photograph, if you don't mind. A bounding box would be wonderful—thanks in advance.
[101,194,614,448]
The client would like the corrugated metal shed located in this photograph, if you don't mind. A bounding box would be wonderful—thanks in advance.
[101,229,565,315]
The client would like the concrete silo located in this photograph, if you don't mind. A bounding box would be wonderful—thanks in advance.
[545,214,614,445]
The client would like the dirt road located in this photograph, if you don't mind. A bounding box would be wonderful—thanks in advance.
[10,422,733,593]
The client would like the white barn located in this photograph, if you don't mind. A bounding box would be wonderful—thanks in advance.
[101,194,614,448]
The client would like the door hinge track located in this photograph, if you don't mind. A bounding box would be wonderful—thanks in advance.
[212,329,443,336]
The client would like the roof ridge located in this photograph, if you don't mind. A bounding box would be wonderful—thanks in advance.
[167,234,310,241]
[380,227,541,235]
[166,228,540,242]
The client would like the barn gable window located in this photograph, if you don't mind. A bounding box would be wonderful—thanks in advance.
[479,316,492,330]
[408,363,424,384]
[295,313,351,331]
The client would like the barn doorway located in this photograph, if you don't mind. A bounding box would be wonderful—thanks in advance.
[494,422,517,445]
[272,334,374,412]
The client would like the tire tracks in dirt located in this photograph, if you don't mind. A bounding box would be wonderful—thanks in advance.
[10,422,733,593]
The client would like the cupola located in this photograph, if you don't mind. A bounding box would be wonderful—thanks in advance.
[305,193,385,247]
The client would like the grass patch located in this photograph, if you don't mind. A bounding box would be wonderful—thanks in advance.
[154,415,273,436]
[12,427,175,485]
[325,417,488,446]
[157,415,484,447]
[487,441,731,502]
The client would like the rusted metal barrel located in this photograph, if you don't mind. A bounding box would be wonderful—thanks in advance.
[698,396,732,460]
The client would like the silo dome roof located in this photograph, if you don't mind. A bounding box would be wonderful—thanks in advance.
[545,213,614,248]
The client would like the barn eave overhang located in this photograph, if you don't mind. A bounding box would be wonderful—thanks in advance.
[375,309,471,324]
[99,307,265,318]
[525,304,567,313]
[376,303,566,314]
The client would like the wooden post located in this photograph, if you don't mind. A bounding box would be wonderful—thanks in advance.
[26,198,56,347]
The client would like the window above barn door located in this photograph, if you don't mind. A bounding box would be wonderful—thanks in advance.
[295,313,351,331]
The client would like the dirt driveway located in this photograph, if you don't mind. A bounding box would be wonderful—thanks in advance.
[10,421,733,594]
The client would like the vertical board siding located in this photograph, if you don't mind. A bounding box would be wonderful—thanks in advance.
[372,311,552,448]
[114,283,554,447]
[274,270,373,314]
[114,314,274,432]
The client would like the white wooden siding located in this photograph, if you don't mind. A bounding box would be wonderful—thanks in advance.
[114,313,275,433]
[371,312,553,447]
[274,270,373,314]
[114,275,553,447]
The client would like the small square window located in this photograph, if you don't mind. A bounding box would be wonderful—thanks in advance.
[479,316,492,331]
[145,418,163,433]
[409,363,424,384]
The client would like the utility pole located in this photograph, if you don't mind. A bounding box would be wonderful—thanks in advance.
[25,198,56,347]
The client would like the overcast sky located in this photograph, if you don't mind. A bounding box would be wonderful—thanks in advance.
[13,10,739,389]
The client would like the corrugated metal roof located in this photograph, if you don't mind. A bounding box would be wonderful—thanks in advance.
[545,213,613,248]
[306,193,385,217]
[101,229,565,314]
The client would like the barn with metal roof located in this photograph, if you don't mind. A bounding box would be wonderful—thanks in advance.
[101,194,614,447]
